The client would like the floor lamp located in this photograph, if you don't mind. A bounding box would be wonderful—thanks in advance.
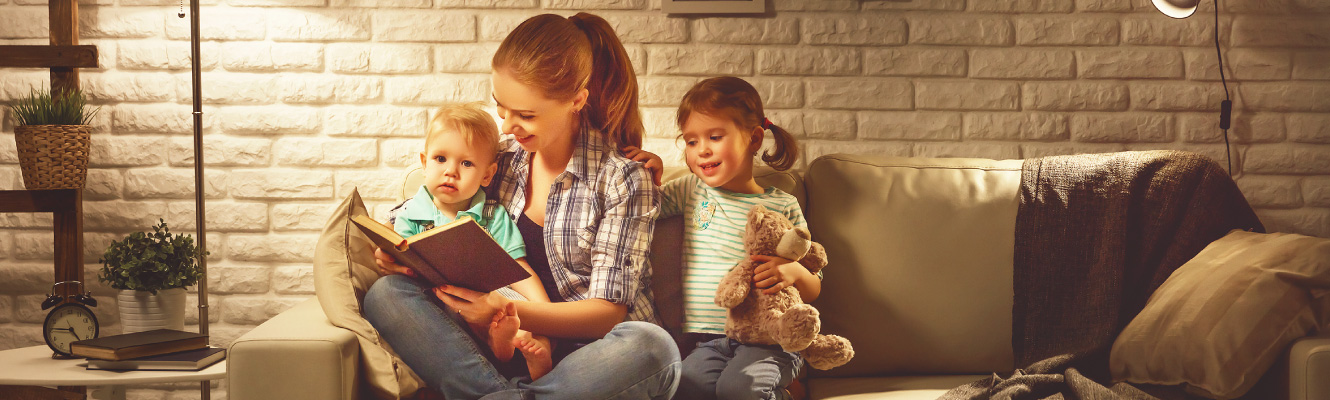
[181,0,211,398]
[1151,0,1235,176]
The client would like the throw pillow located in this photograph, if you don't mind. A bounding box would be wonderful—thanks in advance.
[313,189,424,399]
[1110,230,1330,399]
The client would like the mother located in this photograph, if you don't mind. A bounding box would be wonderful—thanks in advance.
[362,12,680,400]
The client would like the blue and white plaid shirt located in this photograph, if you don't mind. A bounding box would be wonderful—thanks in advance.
[486,127,661,325]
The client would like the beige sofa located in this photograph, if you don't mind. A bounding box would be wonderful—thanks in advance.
[228,154,1330,400]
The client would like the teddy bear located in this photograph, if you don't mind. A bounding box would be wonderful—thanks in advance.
[714,205,855,370]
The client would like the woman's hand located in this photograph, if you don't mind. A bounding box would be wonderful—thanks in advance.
[751,255,805,295]
[622,146,664,186]
[433,284,513,327]
[374,248,416,277]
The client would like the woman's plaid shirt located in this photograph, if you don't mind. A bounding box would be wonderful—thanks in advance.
[486,129,662,325]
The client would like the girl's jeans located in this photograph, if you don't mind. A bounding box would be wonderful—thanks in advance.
[675,336,803,400]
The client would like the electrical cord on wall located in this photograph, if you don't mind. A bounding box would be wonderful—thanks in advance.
[1215,0,1234,177]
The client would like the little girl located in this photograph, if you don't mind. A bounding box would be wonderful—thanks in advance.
[628,76,820,400]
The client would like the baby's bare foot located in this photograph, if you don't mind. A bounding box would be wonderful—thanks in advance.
[515,333,553,380]
[488,302,519,362]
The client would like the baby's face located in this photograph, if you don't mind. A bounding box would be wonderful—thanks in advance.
[420,129,497,214]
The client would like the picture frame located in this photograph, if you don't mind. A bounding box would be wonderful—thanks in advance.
[662,0,764,14]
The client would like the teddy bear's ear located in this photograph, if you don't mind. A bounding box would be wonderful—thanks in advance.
[776,227,812,261]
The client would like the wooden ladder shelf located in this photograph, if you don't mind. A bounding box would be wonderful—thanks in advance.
[0,0,99,94]
[0,0,94,301]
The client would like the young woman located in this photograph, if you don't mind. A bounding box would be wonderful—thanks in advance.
[362,12,680,400]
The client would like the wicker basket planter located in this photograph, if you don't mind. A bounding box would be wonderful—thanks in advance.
[14,124,91,190]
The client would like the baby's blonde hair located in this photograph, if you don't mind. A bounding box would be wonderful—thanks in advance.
[426,102,500,162]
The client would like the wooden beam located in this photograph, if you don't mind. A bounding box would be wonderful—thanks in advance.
[0,190,78,213]
[49,0,79,94]
[0,45,98,68]
[53,191,83,298]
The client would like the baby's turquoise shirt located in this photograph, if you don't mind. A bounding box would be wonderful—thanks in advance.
[395,186,527,260]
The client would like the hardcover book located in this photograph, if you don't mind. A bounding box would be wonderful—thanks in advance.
[70,329,208,361]
[86,347,225,371]
[350,214,530,293]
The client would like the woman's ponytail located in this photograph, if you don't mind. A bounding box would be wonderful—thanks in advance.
[569,13,644,149]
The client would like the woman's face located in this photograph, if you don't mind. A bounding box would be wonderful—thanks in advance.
[492,70,587,154]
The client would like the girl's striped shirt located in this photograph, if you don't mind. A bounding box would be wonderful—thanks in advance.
[660,174,807,334]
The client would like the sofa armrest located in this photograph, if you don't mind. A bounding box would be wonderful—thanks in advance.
[227,297,360,400]
[1289,333,1330,400]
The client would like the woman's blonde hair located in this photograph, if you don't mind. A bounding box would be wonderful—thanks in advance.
[491,13,644,149]
[677,76,799,171]
[427,102,500,162]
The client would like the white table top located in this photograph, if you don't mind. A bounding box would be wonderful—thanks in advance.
[0,345,225,386]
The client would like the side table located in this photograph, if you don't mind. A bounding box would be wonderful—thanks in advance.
[0,345,225,400]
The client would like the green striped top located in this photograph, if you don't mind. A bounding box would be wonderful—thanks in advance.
[660,174,808,334]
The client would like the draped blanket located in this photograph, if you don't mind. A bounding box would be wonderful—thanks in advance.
[942,151,1264,400]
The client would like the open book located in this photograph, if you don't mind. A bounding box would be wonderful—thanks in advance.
[351,214,530,293]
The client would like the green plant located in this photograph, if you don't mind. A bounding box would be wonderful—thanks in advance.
[98,219,206,295]
[10,88,100,126]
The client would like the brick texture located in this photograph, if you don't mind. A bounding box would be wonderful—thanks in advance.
[2,5,1329,395]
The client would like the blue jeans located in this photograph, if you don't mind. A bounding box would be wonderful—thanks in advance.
[363,275,681,400]
[675,337,803,400]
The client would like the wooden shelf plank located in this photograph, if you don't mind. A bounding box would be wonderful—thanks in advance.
[0,189,79,213]
[0,45,98,68]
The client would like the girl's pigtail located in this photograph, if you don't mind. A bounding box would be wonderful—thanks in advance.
[569,12,644,149]
[762,122,798,171]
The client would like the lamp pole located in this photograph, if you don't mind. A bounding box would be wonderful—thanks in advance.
[186,0,209,397]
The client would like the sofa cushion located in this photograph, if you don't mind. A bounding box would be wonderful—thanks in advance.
[807,375,990,400]
[804,154,1022,377]
[312,189,424,399]
[1110,230,1330,399]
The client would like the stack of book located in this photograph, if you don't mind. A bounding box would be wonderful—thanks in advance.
[70,329,225,371]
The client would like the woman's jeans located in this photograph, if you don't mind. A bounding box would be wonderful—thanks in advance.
[363,274,681,400]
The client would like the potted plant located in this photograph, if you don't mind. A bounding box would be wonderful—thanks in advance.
[9,88,99,190]
[99,219,205,333]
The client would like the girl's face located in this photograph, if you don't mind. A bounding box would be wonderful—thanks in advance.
[491,70,588,155]
[680,111,763,194]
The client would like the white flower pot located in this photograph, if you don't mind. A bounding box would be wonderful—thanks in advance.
[117,288,187,333]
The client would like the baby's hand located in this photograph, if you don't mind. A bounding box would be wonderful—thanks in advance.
[622,146,664,186]
[751,255,801,295]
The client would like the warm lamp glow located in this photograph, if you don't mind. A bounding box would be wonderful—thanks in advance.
[1152,0,1200,18]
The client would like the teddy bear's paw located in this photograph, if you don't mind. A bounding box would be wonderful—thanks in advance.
[803,335,855,370]
[775,306,819,352]
[714,286,747,309]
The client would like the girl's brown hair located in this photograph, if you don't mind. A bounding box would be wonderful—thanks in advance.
[677,76,798,171]
[491,13,644,149]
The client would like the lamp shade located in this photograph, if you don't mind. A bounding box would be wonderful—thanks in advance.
[1152,0,1200,18]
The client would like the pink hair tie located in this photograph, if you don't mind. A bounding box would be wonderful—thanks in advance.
[762,118,774,130]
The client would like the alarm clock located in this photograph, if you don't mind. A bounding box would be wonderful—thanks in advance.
[41,281,99,358]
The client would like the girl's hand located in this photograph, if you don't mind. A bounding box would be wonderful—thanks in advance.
[374,248,417,277]
[622,146,664,186]
[751,255,804,295]
[433,284,513,327]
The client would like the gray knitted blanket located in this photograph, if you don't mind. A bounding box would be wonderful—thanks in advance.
[942,151,1264,400]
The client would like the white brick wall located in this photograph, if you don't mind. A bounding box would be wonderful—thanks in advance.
[2,1,1329,398]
